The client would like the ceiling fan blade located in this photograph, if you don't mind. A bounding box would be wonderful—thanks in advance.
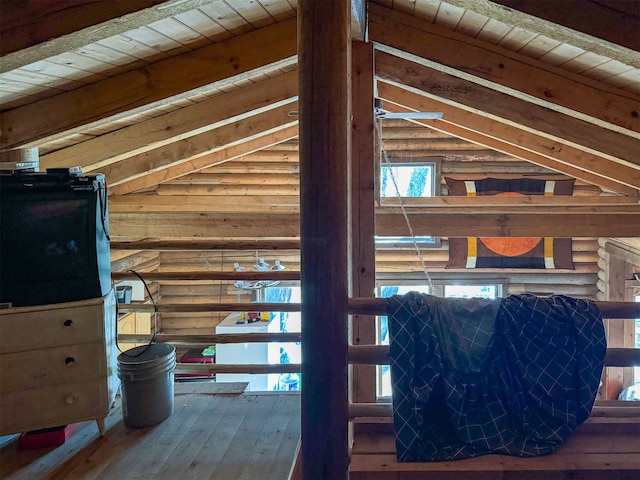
[375,111,443,120]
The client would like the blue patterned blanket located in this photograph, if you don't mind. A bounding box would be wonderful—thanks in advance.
[387,293,606,461]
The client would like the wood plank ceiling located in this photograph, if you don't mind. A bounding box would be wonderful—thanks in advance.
[1,0,639,243]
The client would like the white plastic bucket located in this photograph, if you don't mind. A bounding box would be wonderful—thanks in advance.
[117,343,176,428]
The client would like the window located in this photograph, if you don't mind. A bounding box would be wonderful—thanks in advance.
[380,163,436,198]
[377,285,431,398]
[261,285,301,391]
[635,290,640,385]
[378,161,438,247]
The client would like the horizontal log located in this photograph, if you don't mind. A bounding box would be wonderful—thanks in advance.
[381,197,639,207]
[154,184,301,196]
[376,211,640,237]
[111,239,302,250]
[347,403,640,419]
[119,298,639,318]
[112,271,301,281]
[348,298,640,319]
[108,195,300,212]
[109,210,640,238]
[118,302,303,313]
[377,271,597,283]
[174,363,300,375]
[148,237,597,252]
[118,332,301,345]
[347,345,640,368]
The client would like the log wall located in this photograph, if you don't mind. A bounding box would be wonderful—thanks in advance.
[109,125,616,335]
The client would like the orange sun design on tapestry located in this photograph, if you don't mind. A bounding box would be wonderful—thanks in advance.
[479,192,541,257]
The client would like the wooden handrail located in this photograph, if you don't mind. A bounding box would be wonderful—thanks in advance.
[112,271,301,281]
[347,402,640,419]
[118,302,302,313]
[118,298,640,318]
[347,345,640,367]
[348,297,640,319]
[175,363,300,375]
[118,332,301,344]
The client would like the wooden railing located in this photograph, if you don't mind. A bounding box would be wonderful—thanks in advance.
[117,297,640,378]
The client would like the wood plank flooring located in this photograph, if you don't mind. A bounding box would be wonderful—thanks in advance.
[0,386,300,480]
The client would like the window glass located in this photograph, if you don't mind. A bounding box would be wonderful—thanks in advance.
[444,285,497,299]
[263,286,301,391]
[381,164,434,198]
[635,292,640,385]
[377,285,431,397]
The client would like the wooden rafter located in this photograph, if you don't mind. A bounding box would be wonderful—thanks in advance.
[368,3,640,136]
[0,17,298,149]
[40,69,299,171]
[109,124,299,195]
[97,102,297,186]
[375,51,640,168]
[377,82,640,195]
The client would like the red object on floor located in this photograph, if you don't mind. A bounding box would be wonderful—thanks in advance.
[176,348,215,380]
[18,424,76,450]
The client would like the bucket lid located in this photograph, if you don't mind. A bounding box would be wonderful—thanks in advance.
[118,343,175,365]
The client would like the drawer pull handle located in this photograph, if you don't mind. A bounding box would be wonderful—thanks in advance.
[63,319,73,327]
[65,357,75,365]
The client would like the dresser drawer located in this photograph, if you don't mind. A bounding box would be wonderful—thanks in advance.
[0,292,114,353]
[0,380,110,436]
[0,341,107,392]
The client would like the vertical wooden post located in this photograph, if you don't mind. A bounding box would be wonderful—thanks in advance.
[298,1,351,479]
[604,254,632,399]
[350,40,377,404]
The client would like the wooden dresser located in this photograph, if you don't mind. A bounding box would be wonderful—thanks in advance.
[0,290,118,436]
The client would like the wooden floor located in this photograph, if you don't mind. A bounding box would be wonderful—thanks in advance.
[0,383,301,480]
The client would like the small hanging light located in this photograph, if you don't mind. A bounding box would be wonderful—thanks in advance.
[271,260,286,271]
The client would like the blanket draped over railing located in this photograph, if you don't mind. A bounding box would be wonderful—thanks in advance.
[387,293,606,461]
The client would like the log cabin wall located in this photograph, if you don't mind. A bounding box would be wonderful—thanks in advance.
[596,238,640,399]
[110,122,607,337]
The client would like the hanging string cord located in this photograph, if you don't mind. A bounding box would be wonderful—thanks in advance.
[378,122,434,292]
[116,270,158,357]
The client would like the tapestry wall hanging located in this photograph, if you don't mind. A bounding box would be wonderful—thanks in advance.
[445,177,575,269]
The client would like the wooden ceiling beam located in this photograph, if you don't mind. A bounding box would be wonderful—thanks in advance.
[0,0,214,72]
[108,194,637,214]
[109,123,299,195]
[108,195,300,212]
[375,211,640,238]
[92,102,297,185]
[40,69,298,171]
[377,82,640,195]
[108,205,640,239]
[108,212,298,244]
[368,3,640,136]
[111,239,302,251]
[375,51,639,168]
[0,17,297,149]
[381,196,639,207]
